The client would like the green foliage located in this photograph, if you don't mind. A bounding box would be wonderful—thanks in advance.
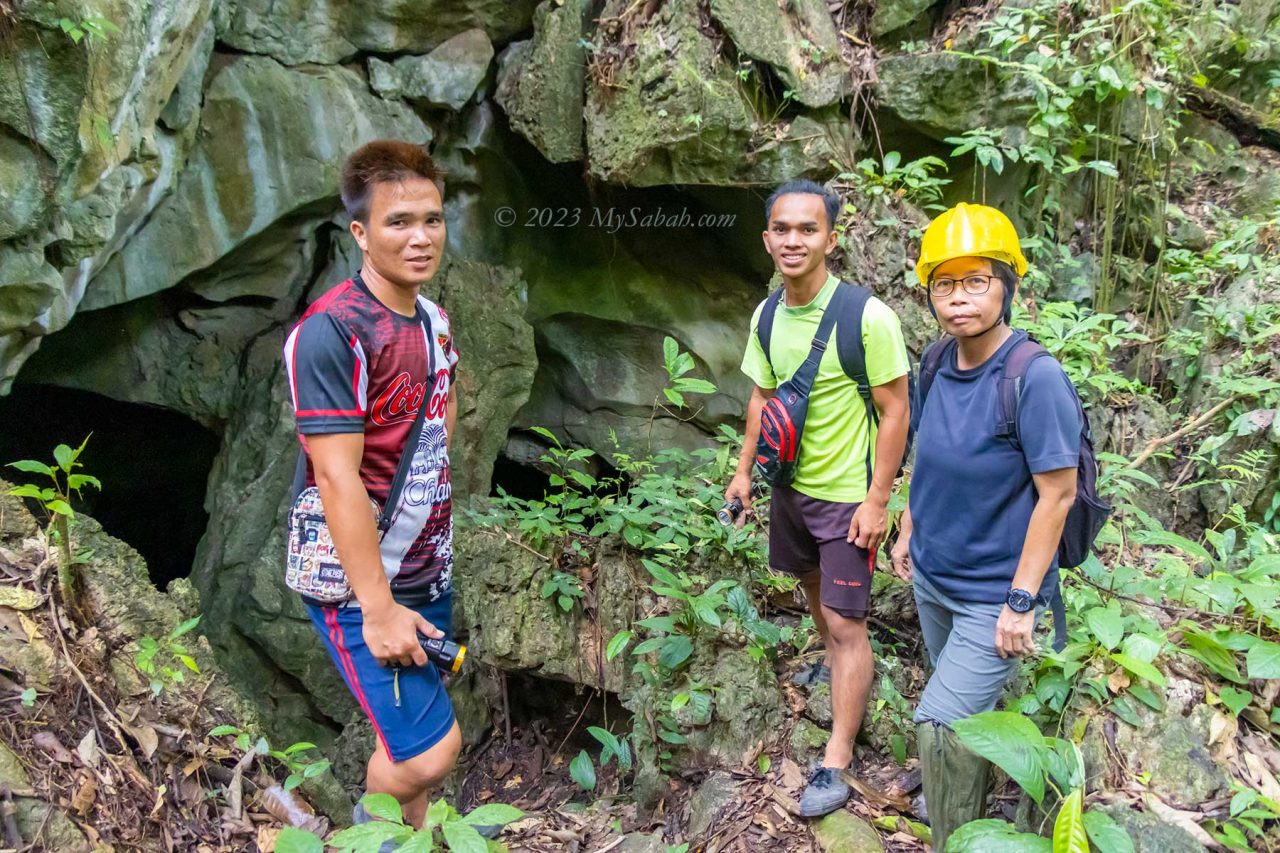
[135,616,202,696]
[1014,302,1150,403]
[8,436,101,609]
[56,15,119,45]
[208,724,332,793]
[838,150,951,209]
[540,571,585,613]
[282,793,525,852]
[660,335,717,410]
[952,712,1128,850]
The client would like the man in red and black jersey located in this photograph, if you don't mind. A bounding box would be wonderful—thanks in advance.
[283,140,463,831]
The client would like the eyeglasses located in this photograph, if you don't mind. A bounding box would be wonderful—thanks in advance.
[928,274,997,298]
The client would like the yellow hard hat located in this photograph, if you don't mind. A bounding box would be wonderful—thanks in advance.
[915,203,1028,284]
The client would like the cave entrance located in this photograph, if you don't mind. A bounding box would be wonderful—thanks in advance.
[0,384,219,588]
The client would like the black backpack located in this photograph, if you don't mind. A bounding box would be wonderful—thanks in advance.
[755,281,917,488]
[917,332,1112,650]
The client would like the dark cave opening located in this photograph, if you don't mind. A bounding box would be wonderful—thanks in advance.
[0,384,220,588]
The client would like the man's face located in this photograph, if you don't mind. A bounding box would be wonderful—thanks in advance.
[762,193,837,278]
[350,177,445,288]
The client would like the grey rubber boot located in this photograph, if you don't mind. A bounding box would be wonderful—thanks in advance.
[917,721,990,851]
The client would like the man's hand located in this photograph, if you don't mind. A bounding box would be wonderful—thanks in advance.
[995,605,1037,659]
[889,531,912,581]
[848,495,888,552]
[725,471,755,529]
[363,602,445,668]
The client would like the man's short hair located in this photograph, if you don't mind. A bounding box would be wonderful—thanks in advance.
[340,140,446,223]
[764,180,840,232]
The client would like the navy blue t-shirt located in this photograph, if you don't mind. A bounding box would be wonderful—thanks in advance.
[909,331,1082,604]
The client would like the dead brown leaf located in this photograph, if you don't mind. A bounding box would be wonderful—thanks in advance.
[1143,793,1222,850]
[1107,669,1131,693]
[778,757,805,791]
[34,731,75,763]
[256,825,281,853]
[71,772,97,816]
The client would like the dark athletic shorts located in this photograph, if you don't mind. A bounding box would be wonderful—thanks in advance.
[769,484,874,619]
[305,591,456,762]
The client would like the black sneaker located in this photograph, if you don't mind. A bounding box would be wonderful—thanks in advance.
[798,766,851,817]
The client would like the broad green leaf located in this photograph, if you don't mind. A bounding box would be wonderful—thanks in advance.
[1082,808,1135,853]
[66,474,101,491]
[569,750,596,790]
[172,616,201,638]
[460,803,523,827]
[1246,640,1280,679]
[273,826,324,853]
[634,616,678,633]
[209,724,240,738]
[947,819,1052,852]
[1133,530,1211,565]
[631,637,668,655]
[6,484,46,500]
[606,630,632,661]
[1127,683,1164,712]
[1085,606,1124,651]
[1053,788,1089,853]
[952,712,1047,805]
[283,742,318,755]
[362,792,405,824]
[1179,629,1243,683]
[53,444,74,473]
[1110,653,1166,687]
[328,822,409,851]
[641,559,683,589]
[46,500,74,516]
[674,378,716,394]
[441,821,489,853]
[671,693,690,711]
[395,833,434,853]
[7,460,53,476]
[658,635,694,670]
[662,336,679,374]
[673,352,695,378]
[663,388,685,408]
[1218,687,1251,716]
[1108,696,1142,727]
[758,754,772,774]
[1120,633,1163,665]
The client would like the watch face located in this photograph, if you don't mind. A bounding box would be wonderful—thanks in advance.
[1007,590,1033,612]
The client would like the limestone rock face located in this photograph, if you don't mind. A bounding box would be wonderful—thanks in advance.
[368,28,495,110]
[495,0,591,163]
[876,51,1038,141]
[82,56,430,312]
[0,0,214,389]
[708,0,848,109]
[214,0,537,66]
[584,0,850,187]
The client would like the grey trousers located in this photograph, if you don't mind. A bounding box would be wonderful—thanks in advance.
[912,570,1041,726]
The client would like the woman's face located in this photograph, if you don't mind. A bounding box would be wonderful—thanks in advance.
[928,256,1006,338]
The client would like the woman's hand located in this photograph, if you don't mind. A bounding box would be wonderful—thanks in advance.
[890,532,913,581]
[995,605,1036,659]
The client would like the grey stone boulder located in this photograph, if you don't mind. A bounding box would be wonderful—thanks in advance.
[368,28,495,111]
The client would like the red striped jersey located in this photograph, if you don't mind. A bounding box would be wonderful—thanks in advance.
[283,274,459,604]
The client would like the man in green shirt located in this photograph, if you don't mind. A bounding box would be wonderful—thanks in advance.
[725,180,911,817]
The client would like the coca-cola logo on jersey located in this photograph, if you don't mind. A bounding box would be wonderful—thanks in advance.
[370,369,450,425]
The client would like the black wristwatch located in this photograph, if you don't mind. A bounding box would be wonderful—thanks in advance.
[1006,588,1043,613]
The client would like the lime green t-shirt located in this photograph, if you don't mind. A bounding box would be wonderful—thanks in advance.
[740,274,909,502]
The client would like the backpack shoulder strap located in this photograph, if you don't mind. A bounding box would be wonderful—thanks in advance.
[832,281,875,404]
[917,336,955,405]
[755,288,785,367]
[995,334,1051,447]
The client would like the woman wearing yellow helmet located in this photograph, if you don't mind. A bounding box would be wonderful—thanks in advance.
[889,203,1084,848]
